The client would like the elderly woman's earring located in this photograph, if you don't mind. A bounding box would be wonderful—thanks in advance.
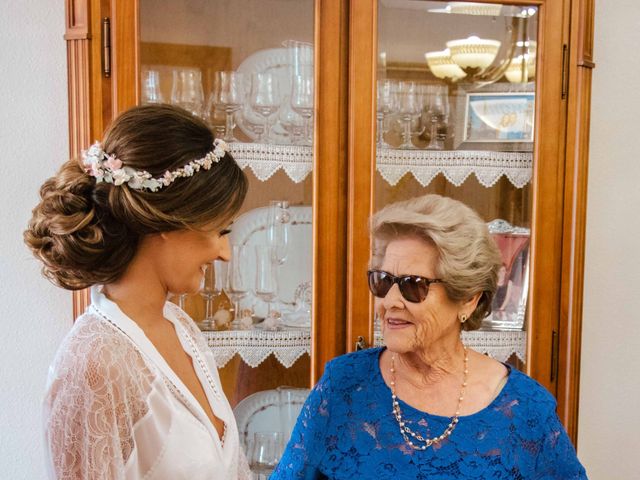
[459,313,468,324]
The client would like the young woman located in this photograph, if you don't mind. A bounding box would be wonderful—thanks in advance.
[25,104,251,479]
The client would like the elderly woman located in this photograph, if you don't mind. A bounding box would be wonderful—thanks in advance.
[272,194,586,479]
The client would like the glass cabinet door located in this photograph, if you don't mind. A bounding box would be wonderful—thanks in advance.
[347,0,568,396]
[374,0,537,369]
[136,0,317,461]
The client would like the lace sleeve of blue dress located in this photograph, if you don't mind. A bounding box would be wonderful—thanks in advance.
[271,360,334,479]
[270,347,587,480]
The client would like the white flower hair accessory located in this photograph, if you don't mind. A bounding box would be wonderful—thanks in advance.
[81,138,230,192]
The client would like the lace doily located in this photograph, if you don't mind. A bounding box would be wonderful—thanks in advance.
[376,149,532,188]
[204,327,524,368]
[230,143,313,183]
[230,143,532,189]
[202,329,311,368]
[374,330,527,363]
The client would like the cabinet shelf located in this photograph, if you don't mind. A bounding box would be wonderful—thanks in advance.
[230,142,532,188]
[203,328,525,368]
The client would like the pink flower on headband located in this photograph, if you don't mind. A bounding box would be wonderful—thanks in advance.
[104,155,123,171]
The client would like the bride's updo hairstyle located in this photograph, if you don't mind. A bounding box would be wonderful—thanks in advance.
[25,104,248,290]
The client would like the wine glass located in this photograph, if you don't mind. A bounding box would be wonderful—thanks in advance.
[255,245,279,321]
[171,68,205,118]
[425,85,448,150]
[227,244,249,326]
[197,260,227,330]
[290,73,314,146]
[141,69,164,104]
[397,81,422,149]
[249,72,280,144]
[213,71,245,142]
[249,432,283,479]
[376,79,396,149]
[267,200,290,265]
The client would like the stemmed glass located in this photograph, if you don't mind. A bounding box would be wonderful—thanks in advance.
[290,73,314,146]
[425,85,449,150]
[267,200,290,266]
[213,71,245,142]
[141,70,164,104]
[171,69,205,118]
[376,79,397,149]
[227,244,249,326]
[255,245,279,322]
[249,432,283,479]
[249,72,280,144]
[197,260,227,331]
[397,81,422,149]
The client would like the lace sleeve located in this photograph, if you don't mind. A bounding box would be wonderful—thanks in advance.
[272,362,333,479]
[237,448,252,479]
[537,404,588,479]
[43,316,153,480]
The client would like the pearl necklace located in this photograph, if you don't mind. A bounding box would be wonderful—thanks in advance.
[390,346,468,450]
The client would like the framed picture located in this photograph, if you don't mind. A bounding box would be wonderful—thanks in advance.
[453,83,535,151]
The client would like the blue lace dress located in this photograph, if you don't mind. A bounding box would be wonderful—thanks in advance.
[271,347,587,479]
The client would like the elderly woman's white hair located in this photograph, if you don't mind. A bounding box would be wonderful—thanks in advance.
[370,194,503,331]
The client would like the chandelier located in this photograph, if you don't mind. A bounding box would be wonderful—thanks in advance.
[423,3,537,85]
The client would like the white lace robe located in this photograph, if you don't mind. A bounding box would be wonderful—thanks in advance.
[44,286,251,479]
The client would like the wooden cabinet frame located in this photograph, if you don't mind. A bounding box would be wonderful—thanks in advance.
[64,0,593,444]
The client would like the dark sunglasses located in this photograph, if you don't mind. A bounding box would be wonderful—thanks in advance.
[367,269,444,303]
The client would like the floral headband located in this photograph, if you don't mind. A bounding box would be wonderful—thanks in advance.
[81,138,230,192]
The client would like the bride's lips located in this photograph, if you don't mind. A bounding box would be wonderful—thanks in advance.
[385,317,413,329]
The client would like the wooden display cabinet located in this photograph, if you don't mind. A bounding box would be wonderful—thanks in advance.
[64,0,594,443]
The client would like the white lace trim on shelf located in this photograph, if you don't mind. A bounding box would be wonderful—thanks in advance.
[374,330,527,363]
[376,149,532,188]
[230,143,313,183]
[202,329,311,368]
[203,328,525,368]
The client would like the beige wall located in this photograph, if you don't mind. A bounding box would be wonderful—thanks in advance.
[0,1,71,478]
[1,0,638,478]
[577,0,640,477]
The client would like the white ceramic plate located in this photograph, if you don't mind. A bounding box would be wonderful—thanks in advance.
[228,205,312,320]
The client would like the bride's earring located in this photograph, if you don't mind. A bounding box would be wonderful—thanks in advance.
[459,313,468,324]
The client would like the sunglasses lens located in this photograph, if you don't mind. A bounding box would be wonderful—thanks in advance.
[399,276,429,303]
[368,270,392,298]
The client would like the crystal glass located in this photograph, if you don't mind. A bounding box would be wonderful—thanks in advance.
[425,84,449,150]
[227,244,249,324]
[249,432,283,479]
[171,68,205,117]
[198,260,227,330]
[255,245,279,319]
[249,72,280,144]
[376,79,397,149]
[290,73,314,146]
[141,69,164,104]
[213,71,245,142]
[397,81,422,149]
[267,200,290,265]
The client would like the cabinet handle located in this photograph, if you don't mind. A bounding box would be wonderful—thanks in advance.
[355,336,368,351]
[102,17,111,78]
[561,44,569,99]
[550,330,559,382]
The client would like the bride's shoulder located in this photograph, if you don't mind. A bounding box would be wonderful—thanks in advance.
[49,310,145,382]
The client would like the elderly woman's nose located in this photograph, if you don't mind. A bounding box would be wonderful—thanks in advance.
[383,283,405,307]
